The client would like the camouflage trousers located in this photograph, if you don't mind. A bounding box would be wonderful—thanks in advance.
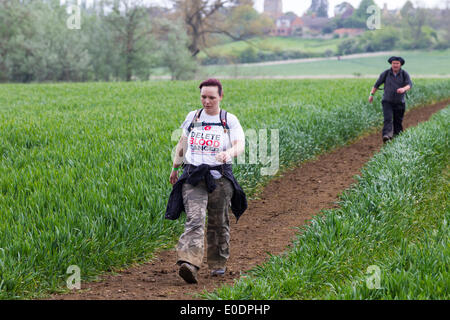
[176,177,234,269]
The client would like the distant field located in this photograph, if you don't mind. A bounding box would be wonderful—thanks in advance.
[198,36,344,58]
[203,50,450,77]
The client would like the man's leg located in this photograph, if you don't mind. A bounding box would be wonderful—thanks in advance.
[206,177,234,272]
[176,181,208,270]
[382,101,394,142]
[393,103,406,137]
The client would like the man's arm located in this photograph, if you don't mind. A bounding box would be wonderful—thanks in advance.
[369,70,387,103]
[373,70,387,89]
[396,85,411,94]
[397,71,412,94]
[369,87,378,104]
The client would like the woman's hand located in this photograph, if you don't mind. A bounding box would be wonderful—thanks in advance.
[215,151,231,163]
[170,170,179,185]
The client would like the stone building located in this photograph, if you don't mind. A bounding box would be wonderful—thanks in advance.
[264,0,283,19]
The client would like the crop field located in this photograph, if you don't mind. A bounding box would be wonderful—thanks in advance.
[0,79,449,299]
[204,50,450,77]
[198,37,344,59]
[204,106,450,300]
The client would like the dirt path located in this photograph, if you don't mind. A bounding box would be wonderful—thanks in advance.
[49,99,450,300]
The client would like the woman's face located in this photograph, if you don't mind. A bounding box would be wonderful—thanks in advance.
[200,86,222,115]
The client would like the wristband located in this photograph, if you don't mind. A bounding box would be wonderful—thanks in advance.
[172,167,180,171]
[370,93,374,96]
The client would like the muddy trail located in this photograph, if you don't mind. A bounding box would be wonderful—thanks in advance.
[50,99,450,300]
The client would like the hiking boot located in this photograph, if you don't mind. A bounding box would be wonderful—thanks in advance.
[210,267,226,277]
[179,262,198,284]
[382,135,391,143]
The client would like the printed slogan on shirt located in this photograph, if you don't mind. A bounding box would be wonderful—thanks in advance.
[189,130,222,154]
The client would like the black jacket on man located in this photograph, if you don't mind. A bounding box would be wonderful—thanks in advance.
[374,68,413,104]
[165,164,247,222]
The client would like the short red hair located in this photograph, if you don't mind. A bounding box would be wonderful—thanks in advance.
[199,78,223,96]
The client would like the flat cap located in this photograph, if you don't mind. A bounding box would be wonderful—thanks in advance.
[388,56,405,65]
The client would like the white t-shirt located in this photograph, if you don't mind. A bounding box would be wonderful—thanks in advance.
[181,109,245,179]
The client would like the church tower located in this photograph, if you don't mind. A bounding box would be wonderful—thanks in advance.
[264,0,283,18]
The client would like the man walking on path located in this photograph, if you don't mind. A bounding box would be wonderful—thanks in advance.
[165,78,247,284]
[369,56,413,143]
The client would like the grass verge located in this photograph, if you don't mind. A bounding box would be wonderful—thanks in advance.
[203,105,450,300]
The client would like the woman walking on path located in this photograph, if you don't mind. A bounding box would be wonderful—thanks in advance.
[165,78,247,284]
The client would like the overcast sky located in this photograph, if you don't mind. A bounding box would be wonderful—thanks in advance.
[78,0,447,17]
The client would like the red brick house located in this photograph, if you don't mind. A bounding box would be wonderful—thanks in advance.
[270,14,304,36]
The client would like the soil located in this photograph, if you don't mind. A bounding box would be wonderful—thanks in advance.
[48,99,450,300]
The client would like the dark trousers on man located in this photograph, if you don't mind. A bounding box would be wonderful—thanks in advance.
[382,101,405,141]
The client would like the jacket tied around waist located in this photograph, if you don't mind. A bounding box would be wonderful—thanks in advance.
[165,164,247,222]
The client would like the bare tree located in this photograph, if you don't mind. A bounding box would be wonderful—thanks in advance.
[171,0,270,57]
[171,0,229,56]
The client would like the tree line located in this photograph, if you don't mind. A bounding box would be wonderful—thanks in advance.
[0,0,271,82]
[334,0,450,55]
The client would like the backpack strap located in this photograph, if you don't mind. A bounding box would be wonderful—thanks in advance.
[400,69,410,100]
[220,109,229,131]
[220,109,232,146]
[378,69,390,91]
[188,108,203,134]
